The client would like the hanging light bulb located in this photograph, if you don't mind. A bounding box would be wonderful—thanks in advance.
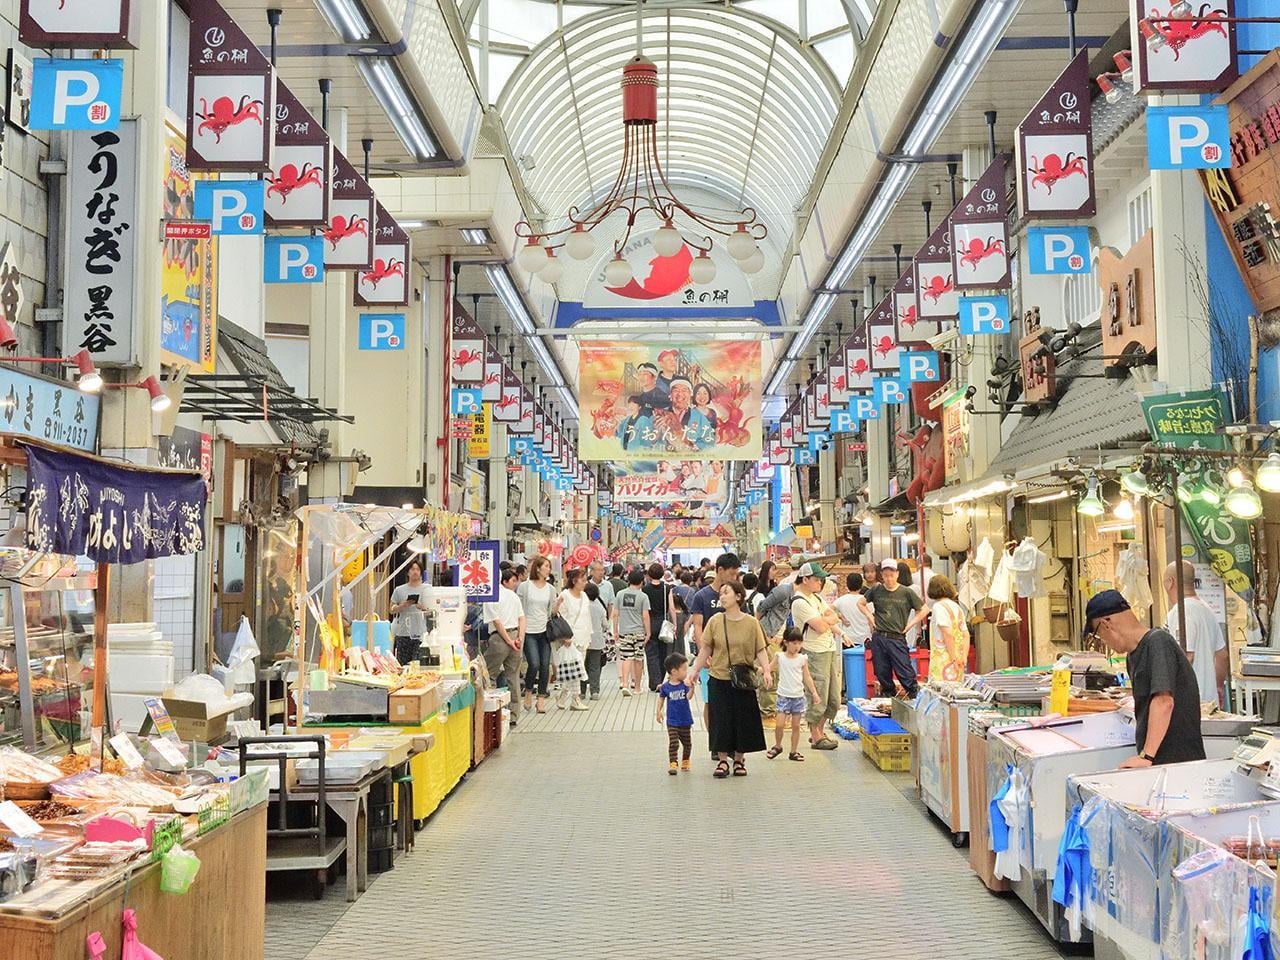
[73,349,102,393]
[1096,74,1124,105]
[565,224,595,261]
[604,253,633,287]
[1199,483,1222,507]
[652,219,682,258]
[1176,474,1199,503]
[1225,479,1264,520]
[540,249,564,284]
[1077,476,1105,517]
[517,237,548,273]
[1169,0,1192,16]
[741,245,764,275]
[1257,452,1280,493]
[726,224,756,261]
[1120,467,1149,496]
[689,250,717,285]
[1113,50,1134,84]
[1113,495,1135,522]
[1140,19,1167,50]
[1228,464,1246,488]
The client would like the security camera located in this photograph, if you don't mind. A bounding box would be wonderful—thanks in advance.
[926,327,959,351]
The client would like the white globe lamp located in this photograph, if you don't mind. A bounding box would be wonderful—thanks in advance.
[565,225,595,261]
[741,245,764,275]
[726,224,755,261]
[652,220,682,258]
[517,238,547,273]
[540,250,563,284]
[604,253,633,287]
[689,250,716,285]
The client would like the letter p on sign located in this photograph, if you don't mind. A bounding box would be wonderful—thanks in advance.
[1147,105,1230,170]
[264,236,325,283]
[359,314,406,351]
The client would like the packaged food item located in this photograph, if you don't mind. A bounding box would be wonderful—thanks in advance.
[50,773,178,809]
[55,753,125,777]
[18,799,82,822]
[0,747,63,785]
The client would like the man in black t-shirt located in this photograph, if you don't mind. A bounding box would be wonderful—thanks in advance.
[642,562,673,691]
[1084,590,1205,767]
[855,559,927,698]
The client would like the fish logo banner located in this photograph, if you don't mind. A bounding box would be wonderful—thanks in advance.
[579,341,761,462]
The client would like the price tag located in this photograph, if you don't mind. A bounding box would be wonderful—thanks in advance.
[109,734,145,769]
[143,697,179,740]
[1049,667,1071,716]
[151,737,187,766]
[0,800,43,838]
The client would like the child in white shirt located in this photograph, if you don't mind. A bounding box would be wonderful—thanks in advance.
[766,627,822,761]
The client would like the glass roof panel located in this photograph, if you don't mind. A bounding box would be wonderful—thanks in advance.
[814,32,856,84]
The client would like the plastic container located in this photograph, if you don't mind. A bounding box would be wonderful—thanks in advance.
[843,645,866,701]
[159,845,201,894]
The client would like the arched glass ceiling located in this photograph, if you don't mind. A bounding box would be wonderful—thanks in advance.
[490,4,844,244]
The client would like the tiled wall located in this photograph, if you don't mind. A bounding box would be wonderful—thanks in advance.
[154,553,197,677]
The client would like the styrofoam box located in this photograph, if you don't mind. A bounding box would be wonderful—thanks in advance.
[107,652,175,687]
[109,692,152,732]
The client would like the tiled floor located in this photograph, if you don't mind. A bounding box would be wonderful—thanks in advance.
[268,667,1071,960]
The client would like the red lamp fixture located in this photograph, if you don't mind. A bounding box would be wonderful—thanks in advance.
[103,375,172,412]
[1,348,102,393]
[513,17,767,287]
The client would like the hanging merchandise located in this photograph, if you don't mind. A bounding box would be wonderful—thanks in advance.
[1052,799,1102,941]
[1171,848,1234,953]
[955,559,990,618]
[1009,536,1048,599]
[974,536,995,577]
[988,548,1015,605]
[120,908,164,960]
[992,763,1028,882]
[1114,544,1154,611]
[1242,877,1273,960]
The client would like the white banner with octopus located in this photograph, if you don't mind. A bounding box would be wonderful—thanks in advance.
[25,446,207,563]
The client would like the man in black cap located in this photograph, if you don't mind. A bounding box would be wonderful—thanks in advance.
[1084,589,1205,768]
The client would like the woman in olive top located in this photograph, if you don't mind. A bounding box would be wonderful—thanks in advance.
[687,580,774,778]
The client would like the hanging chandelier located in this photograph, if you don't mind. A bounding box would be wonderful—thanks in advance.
[513,8,768,288]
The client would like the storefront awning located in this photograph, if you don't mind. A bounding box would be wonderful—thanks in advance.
[921,476,1016,508]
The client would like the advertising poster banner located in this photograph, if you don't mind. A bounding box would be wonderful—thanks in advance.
[161,124,217,372]
[613,461,728,505]
[579,341,761,461]
[455,539,498,603]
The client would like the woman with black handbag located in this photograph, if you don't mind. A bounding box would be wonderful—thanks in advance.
[687,580,773,778]
[518,556,557,714]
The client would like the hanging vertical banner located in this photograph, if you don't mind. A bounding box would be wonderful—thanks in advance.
[1130,0,1236,94]
[950,154,1011,290]
[323,149,375,270]
[161,124,217,372]
[508,390,534,435]
[482,343,503,402]
[468,404,491,459]
[813,373,832,426]
[20,0,139,48]
[264,78,330,227]
[455,539,499,603]
[845,325,874,391]
[64,120,138,365]
[1016,50,1096,220]
[492,365,523,422]
[891,269,919,344]
[450,304,485,382]
[186,0,275,173]
[913,219,957,333]
[828,349,850,405]
[354,203,409,307]
[870,294,903,372]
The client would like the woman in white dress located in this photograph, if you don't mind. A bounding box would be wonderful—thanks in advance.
[550,568,592,711]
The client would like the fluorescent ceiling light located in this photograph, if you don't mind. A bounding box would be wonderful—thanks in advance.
[398,220,426,229]
[767,0,1022,398]
[315,0,373,42]
[485,264,578,419]
[356,57,439,161]
[462,228,492,245]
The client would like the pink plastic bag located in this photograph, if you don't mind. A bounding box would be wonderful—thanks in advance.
[86,931,106,960]
[121,909,164,960]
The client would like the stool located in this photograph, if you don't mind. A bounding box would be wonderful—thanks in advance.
[395,772,415,853]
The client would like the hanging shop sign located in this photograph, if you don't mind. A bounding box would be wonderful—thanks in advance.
[455,539,499,603]
[30,58,122,131]
[612,461,728,504]
[482,344,503,403]
[357,313,404,350]
[950,155,1011,290]
[899,350,941,383]
[450,388,482,416]
[831,407,857,434]
[192,179,264,234]
[1129,0,1236,94]
[508,391,534,435]
[958,295,1011,335]
[942,398,970,483]
[156,426,213,489]
[813,373,832,424]
[492,365,522,422]
[1027,225,1092,274]
[186,0,275,173]
[450,417,474,440]
[1016,50,1096,220]
[0,244,22,340]
[1146,104,1231,169]
[768,441,791,466]
[1018,308,1056,405]
[450,305,485,382]
[1199,52,1280,316]
[323,150,375,270]
[264,79,330,227]
[468,405,491,459]
[25,446,207,563]
[873,375,908,406]
[577,341,761,462]
[0,367,98,452]
[871,294,903,372]
[354,204,410,307]
[913,219,956,334]
[827,349,850,405]
[64,120,138,366]
[20,0,138,48]
[1141,389,1254,597]
[1097,230,1157,375]
[8,50,33,135]
[851,395,880,420]
[845,326,874,391]
[161,125,217,373]
[263,236,324,283]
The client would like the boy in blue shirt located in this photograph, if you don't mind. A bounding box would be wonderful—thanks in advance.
[656,652,695,774]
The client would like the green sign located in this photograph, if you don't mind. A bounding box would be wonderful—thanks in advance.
[1141,389,1254,597]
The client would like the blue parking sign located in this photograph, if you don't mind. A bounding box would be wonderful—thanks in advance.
[30,58,123,130]
[831,408,857,433]
[958,296,1012,335]
[874,376,907,406]
[807,431,832,452]
[193,180,265,235]
[358,314,406,350]
[794,448,816,465]
[851,396,880,420]
[264,236,325,283]
[451,388,482,415]
[1147,105,1231,170]
[1028,227,1091,274]
[899,351,941,383]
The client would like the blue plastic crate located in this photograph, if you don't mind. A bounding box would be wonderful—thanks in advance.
[847,700,907,737]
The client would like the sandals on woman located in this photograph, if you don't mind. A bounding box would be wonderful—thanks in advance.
[788,752,805,761]
[713,759,730,779]
[765,746,783,759]
[732,760,747,777]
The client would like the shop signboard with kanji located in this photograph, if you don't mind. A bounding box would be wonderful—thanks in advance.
[64,120,137,365]
[1016,51,1096,220]
[20,0,138,48]
[264,78,330,227]
[949,155,1010,290]
[870,293,902,372]
[323,150,375,270]
[1141,389,1254,598]
[0,367,98,452]
[913,218,957,332]
[1129,0,1237,94]
[354,204,409,307]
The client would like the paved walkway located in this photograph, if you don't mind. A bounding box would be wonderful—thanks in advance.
[268,668,1070,960]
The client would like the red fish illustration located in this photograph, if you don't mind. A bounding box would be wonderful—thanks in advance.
[605,245,693,300]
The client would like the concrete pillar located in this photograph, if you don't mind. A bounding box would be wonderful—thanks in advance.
[818,444,837,546]
[1150,96,1211,393]
[489,422,509,542]
[423,256,449,506]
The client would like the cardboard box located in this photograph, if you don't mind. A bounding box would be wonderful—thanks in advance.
[160,696,237,743]
[388,683,442,725]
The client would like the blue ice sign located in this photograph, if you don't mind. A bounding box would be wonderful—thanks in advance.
[193,180,265,235]
[358,313,406,350]
[874,376,907,406]
[1028,227,1092,274]
[794,448,816,465]
[30,58,123,130]
[264,236,325,283]
[1147,105,1231,170]
[831,407,857,433]
[451,388,482,415]
[959,296,1012,335]
[851,395,880,420]
[899,351,941,383]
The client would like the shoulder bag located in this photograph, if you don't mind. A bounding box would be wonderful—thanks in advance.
[718,615,759,691]
[658,584,676,642]
[545,589,573,641]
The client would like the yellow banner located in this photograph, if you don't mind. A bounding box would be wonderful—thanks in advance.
[161,124,217,372]
[468,404,491,458]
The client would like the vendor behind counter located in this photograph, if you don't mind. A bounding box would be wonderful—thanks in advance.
[390,559,433,663]
[1084,589,1205,768]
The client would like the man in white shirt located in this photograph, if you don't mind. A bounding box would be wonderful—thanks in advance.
[789,562,846,750]
[484,568,527,725]
[589,561,615,612]
[833,572,872,646]
[1162,560,1228,705]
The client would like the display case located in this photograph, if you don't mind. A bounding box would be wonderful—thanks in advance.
[0,553,97,752]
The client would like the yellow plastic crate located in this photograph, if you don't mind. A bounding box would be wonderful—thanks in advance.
[861,732,912,771]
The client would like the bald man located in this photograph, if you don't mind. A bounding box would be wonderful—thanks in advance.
[1162,560,1228,705]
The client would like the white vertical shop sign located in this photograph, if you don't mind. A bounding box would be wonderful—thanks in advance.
[64,117,138,364]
